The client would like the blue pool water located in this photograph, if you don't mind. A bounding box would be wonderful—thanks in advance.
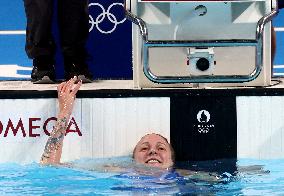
[0,158,284,195]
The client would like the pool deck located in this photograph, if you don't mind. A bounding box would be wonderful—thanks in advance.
[0,79,284,91]
[0,80,134,91]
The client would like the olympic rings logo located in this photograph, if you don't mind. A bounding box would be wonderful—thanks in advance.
[88,2,126,34]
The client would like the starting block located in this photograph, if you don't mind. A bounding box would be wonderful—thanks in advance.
[125,0,279,88]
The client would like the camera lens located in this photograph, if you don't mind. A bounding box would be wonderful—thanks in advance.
[196,58,210,71]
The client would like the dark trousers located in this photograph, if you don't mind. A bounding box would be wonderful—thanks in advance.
[279,0,284,9]
[24,0,89,61]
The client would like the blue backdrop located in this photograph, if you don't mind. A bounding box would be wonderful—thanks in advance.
[0,0,282,80]
[53,0,132,79]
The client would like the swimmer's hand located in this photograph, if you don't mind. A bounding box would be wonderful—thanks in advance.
[57,77,82,119]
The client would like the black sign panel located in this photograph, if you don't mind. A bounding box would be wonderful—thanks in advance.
[171,96,237,161]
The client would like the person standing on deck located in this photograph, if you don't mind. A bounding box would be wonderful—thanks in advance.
[23,0,93,84]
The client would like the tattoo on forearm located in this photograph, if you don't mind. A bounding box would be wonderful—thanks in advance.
[41,117,68,162]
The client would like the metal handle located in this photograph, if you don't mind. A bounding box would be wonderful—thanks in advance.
[125,1,279,83]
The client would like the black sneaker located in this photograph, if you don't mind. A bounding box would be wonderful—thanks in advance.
[64,59,93,83]
[31,57,56,84]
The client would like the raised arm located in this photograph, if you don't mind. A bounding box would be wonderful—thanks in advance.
[40,77,82,165]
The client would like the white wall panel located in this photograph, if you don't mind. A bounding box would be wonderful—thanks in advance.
[237,96,284,159]
[61,98,170,162]
[0,98,170,164]
[0,99,56,163]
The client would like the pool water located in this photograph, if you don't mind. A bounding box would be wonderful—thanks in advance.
[0,158,284,195]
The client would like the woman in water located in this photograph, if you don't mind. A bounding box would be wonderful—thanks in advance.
[40,77,175,170]
[39,77,229,191]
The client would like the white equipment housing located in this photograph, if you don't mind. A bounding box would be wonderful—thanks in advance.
[125,0,279,88]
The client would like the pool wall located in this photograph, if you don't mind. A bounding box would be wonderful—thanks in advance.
[1,89,284,163]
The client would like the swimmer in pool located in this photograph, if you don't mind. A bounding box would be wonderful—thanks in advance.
[132,133,174,169]
[39,79,233,185]
[40,78,174,170]
[39,78,271,191]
